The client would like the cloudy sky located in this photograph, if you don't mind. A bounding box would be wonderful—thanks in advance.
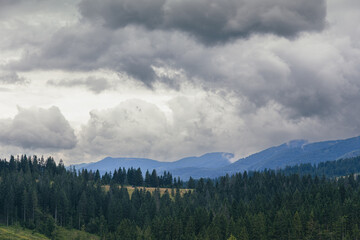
[0,0,360,164]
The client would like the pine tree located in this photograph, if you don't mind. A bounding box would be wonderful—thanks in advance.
[5,185,15,226]
[22,188,28,223]
[188,177,196,189]
[135,168,143,186]
[290,211,302,240]
[78,191,87,229]
[150,170,159,187]
[145,170,151,187]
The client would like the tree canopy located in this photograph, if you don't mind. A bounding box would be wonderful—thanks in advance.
[1,155,360,239]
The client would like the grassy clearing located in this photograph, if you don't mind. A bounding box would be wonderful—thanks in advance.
[102,185,193,198]
[0,225,48,240]
[0,225,100,240]
[52,227,100,240]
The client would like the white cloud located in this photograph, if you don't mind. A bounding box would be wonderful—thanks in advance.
[0,106,77,149]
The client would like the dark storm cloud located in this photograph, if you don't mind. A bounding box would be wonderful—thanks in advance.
[79,0,327,44]
[120,57,158,87]
[79,0,166,29]
[8,25,178,87]
[0,106,77,149]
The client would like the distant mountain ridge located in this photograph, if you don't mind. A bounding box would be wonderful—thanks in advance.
[71,152,234,179]
[72,136,360,179]
[223,136,360,175]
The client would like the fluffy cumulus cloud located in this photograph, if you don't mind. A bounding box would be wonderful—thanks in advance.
[77,96,245,160]
[74,91,360,162]
[79,0,326,44]
[0,106,77,150]
[79,99,169,158]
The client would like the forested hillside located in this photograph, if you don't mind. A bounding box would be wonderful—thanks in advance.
[280,156,360,178]
[1,155,360,239]
[226,135,360,173]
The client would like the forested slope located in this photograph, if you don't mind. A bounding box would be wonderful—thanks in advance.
[1,155,360,239]
[280,156,360,177]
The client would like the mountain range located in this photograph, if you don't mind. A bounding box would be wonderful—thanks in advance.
[71,135,360,179]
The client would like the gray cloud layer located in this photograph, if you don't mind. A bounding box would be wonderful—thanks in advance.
[79,0,326,44]
[0,71,25,84]
[10,24,360,121]
[0,0,21,8]
[47,77,114,94]
[0,106,77,149]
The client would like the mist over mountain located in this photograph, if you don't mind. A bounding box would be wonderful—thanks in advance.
[72,136,360,179]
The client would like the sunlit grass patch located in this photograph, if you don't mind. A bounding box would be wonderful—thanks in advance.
[0,225,48,240]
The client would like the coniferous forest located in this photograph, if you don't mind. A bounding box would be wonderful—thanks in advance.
[280,156,360,178]
[1,155,360,239]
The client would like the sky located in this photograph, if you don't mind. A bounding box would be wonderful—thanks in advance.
[0,0,360,164]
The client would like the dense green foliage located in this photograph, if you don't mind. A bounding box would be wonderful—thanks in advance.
[280,156,360,178]
[102,167,182,188]
[1,155,360,239]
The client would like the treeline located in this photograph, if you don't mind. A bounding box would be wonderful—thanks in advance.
[280,156,360,178]
[100,167,183,188]
[1,155,360,239]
